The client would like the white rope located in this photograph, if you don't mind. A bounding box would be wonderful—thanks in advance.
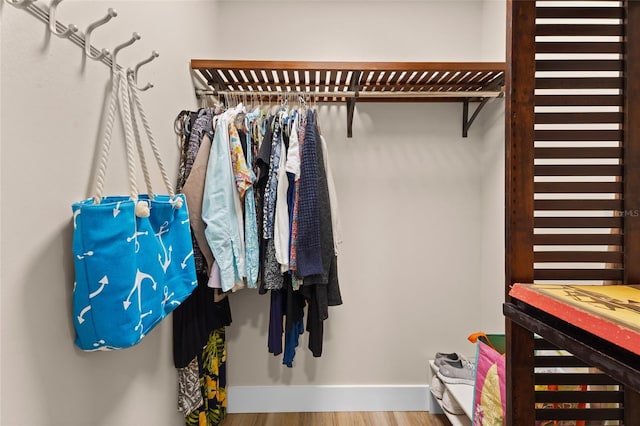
[118,69,139,201]
[93,70,121,204]
[127,71,176,198]
[128,73,154,200]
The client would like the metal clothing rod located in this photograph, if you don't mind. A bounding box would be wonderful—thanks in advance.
[196,89,503,99]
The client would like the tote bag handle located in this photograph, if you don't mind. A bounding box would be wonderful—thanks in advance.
[91,69,177,207]
[126,69,176,201]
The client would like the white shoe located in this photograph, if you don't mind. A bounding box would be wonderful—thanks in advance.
[442,388,465,415]
[430,375,444,400]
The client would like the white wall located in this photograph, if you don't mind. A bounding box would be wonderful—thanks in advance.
[479,0,507,333]
[1,1,506,425]
[1,2,217,425]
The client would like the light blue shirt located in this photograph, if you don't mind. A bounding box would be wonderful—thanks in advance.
[202,115,244,292]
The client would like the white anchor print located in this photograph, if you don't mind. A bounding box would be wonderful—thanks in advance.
[161,286,177,308]
[123,269,158,336]
[73,209,81,229]
[123,269,158,310]
[156,221,173,273]
[127,229,149,253]
[89,275,109,299]
[77,305,91,324]
[76,250,94,260]
[113,201,122,218]
[77,275,110,324]
[181,250,194,269]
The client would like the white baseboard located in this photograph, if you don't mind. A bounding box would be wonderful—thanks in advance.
[228,384,434,413]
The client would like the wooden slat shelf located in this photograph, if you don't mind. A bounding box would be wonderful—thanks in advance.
[190,59,505,138]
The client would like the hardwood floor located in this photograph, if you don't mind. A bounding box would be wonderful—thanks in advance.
[221,412,450,426]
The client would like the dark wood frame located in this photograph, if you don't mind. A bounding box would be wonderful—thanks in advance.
[505,1,640,424]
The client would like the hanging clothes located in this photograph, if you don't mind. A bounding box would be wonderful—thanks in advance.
[300,111,343,357]
[173,109,231,426]
[296,109,324,277]
[241,110,260,288]
[174,98,342,374]
[202,111,246,292]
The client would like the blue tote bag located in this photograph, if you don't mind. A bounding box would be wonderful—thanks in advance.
[72,70,197,351]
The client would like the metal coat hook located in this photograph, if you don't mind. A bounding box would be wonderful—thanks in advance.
[49,0,78,38]
[6,0,37,7]
[85,8,117,61]
[133,51,159,91]
[111,32,141,76]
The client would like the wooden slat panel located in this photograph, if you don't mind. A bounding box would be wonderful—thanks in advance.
[384,70,402,85]
[534,164,622,176]
[534,338,559,350]
[534,356,591,368]
[535,390,623,404]
[625,0,640,284]
[535,147,622,159]
[412,71,432,85]
[534,181,623,194]
[235,69,250,85]
[535,373,620,386]
[475,71,498,86]
[534,199,623,211]
[534,216,622,228]
[535,408,624,421]
[536,78,622,89]
[534,268,624,281]
[456,70,480,85]
[536,60,623,72]
[535,95,623,106]
[536,24,623,37]
[536,42,623,54]
[369,83,484,91]
[536,7,624,19]
[337,70,348,87]
[198,69,215,86]
[534,251,623,263]
[535,130,622,141]
[533,233,623,245]
[443,71,466,86]
[394,70,412,85]
[535,112,622,124]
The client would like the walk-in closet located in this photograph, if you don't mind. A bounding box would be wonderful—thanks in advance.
[2,1,637,425]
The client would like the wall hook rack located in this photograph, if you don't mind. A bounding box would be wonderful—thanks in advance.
[111,32,141,76]
[7,0,159,89]
[48,0,77,38]
[6,0,36,7]
[84,8,117,61]
[133,51,159,91]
